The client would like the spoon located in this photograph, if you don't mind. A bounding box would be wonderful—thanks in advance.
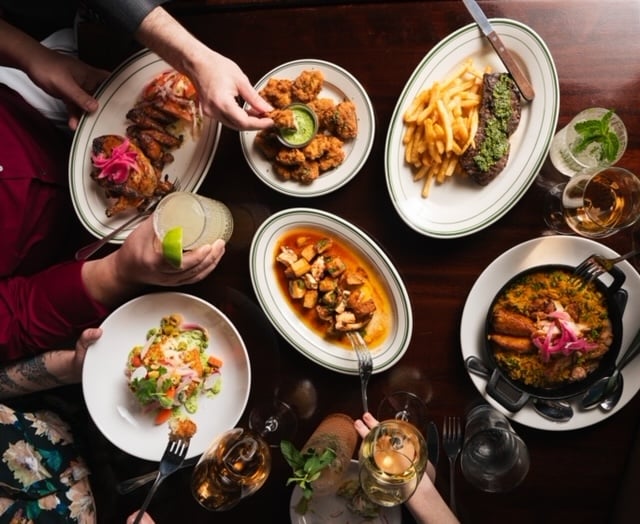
[581,327,640,410]
[464,356,574,422]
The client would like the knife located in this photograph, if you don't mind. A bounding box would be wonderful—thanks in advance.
[461,0,535,101]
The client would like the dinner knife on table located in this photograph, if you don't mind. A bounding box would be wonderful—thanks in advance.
[461,0,535,101]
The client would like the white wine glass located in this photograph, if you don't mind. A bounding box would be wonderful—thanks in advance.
[358,418,428,507]
[191,399,296,511]
[543,166,640,238]
[377,390,429,433]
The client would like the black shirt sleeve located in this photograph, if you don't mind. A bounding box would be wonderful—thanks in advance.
[87,0,169,34]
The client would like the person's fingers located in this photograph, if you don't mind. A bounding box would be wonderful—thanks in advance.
[354,418,369,438]
[362,412,379,428]
[77,327,103,349]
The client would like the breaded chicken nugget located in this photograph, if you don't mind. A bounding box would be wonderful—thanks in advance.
[260,78,293,108]
[292,70,324,103]
[332,100,358,140]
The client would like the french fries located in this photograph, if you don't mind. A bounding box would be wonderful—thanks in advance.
[402,58,490,197]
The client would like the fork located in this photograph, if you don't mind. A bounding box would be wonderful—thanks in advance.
[572,248,640,286]
[346,331,372,413]
[75,181,181,261]
[442,416,462,516]
[132,437,190,524]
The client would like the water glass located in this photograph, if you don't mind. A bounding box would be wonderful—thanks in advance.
[460,404,529,493]
[548,108,627,177]
[153,191,234,249]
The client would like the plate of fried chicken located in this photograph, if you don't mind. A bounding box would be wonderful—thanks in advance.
[69,49,222,242]
[240,59,375,197]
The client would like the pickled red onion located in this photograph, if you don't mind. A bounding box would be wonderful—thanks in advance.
[532,312,599,362]
[91,138,140,184]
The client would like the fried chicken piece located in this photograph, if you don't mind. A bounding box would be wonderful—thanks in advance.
[332,100,358,140]
[259,78,293,108]
[308,98,336,131]
[268,108,297,131]
[302,135,345,171]
[254,129,282,160]
[276,147,306,166]
[292,70,324,103]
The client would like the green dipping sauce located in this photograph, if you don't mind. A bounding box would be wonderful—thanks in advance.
[280,104,317,147]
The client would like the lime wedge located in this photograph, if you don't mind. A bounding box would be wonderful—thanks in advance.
[162,227,183,268]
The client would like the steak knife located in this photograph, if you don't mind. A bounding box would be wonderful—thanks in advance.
[461,0,535,101]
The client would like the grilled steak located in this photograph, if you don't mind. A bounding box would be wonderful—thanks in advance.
[460,73,521,186]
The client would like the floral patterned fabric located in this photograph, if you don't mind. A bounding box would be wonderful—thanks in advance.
[0,404,95,523]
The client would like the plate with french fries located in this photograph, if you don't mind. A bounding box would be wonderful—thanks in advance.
[385,19,559,238]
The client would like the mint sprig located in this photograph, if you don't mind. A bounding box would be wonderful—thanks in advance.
[572,109,620,163]
[280,440,337,514]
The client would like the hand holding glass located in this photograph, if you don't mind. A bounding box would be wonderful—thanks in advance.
[460,404,529,493]
[358,419,427,506]
[154,191,234,249]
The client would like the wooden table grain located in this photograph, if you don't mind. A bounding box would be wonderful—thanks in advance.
[85,2,640,523]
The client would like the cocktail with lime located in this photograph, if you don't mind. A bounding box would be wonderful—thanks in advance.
[154,191,233,267]
[549,108,627,176]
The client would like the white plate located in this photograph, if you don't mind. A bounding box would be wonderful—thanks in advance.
[289,459,401,524]
[385,19,559,238]
[240,59,375,197]
[460,236,640,431]
[69,49,222,242]
[82,292,251,461]
[250,208,412,374]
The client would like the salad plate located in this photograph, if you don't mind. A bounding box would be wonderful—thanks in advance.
[460,235,640,431]
[385,19,559,238]
[250,208,412,374]
[69,48,222,243]
[289,460,401,524]
[240,59,375,197]
[82,292,250,461]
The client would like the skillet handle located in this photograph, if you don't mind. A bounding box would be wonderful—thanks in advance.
[605,266,626,295]
[486,368,530,412]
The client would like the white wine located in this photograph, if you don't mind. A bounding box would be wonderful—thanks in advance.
[191,428,271,511]
[358,419,427,507]
[562,167,640,238]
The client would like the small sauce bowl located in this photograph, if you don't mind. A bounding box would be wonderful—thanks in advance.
[276,103,319,148]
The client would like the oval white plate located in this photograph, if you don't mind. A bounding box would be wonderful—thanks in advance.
[240,59,375,197]
[289,460,401,524]
[460,236,640,431]
[385,19,559,238]
[69,49,222,242]
[82,292,251,461]
[250,208,412,374]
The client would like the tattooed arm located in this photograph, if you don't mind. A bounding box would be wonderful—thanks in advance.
[0,328,102,399]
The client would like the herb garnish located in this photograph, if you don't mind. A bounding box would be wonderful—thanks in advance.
[280,440,337,514]
[572,109,620,163]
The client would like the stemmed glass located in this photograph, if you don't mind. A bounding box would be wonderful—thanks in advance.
[543,166,640,238]
[191,398,296,511]
[356,391,429,507]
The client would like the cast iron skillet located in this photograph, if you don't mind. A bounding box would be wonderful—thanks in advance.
[482,264,626,412]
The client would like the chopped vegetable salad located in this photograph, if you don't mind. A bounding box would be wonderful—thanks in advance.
[126,313,223,425]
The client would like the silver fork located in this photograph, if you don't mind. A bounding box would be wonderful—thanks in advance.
[132,437,189,524]
[346,331,372,413]
[442,416,462,516]
[572,248,640,286]
[75,181,181,261]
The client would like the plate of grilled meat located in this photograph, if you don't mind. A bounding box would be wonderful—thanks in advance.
[69,49,222,242]
[385,19,559,238]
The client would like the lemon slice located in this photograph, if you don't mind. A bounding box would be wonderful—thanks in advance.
[162,227,183,268]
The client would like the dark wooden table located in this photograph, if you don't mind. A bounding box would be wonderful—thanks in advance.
[83,1,640,523]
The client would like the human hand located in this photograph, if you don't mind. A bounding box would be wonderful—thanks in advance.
[190,49,274,131]
[68,327,103,383]
[126,511,155,524]
[114,216,226,287]
[26,48,109,130]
